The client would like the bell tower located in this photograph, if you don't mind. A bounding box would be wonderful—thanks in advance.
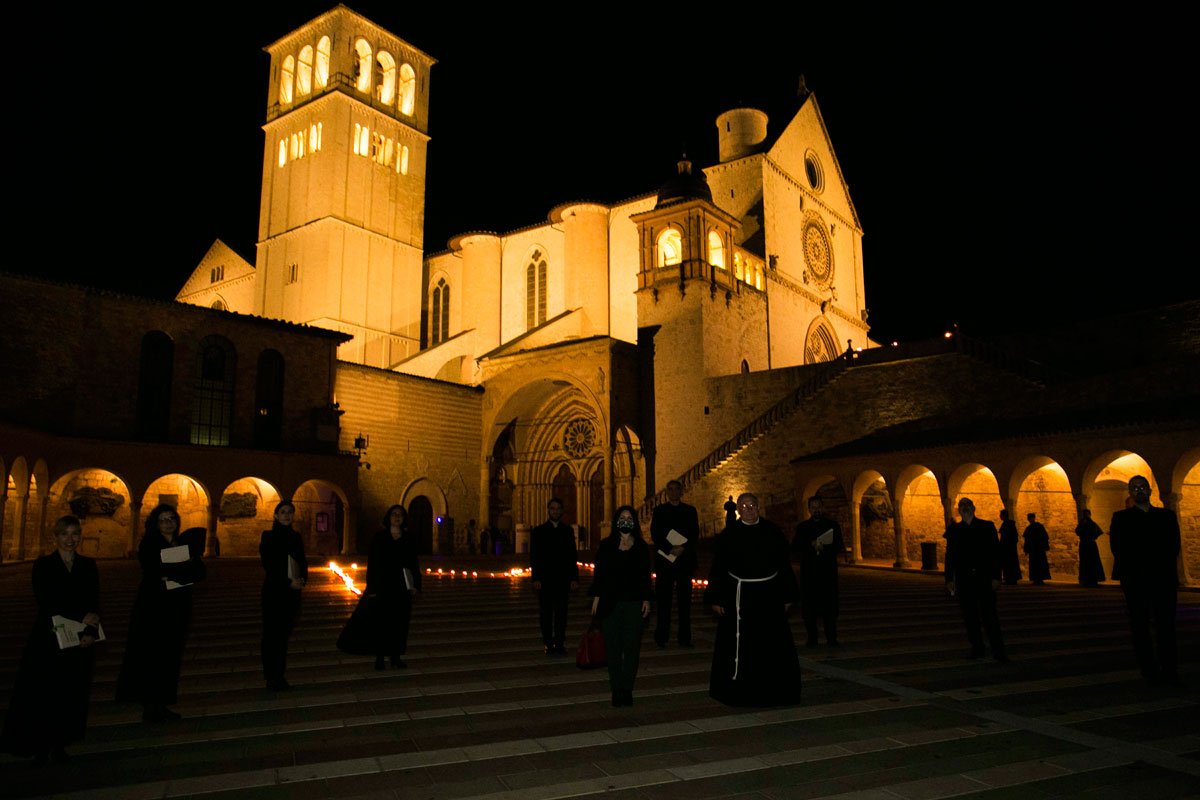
[256,7,435,367]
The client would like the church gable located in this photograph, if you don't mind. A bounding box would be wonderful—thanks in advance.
[767,95,860,232]
[176,239,255,312]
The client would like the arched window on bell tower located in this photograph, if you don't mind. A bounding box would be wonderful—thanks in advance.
[399,63,416,115]
[354,39,372,93]
[657,228,682,267]
[430,278,450,346]
[525,248,548,330]
[376,51,396,104]
[315,36,330,88]
[297,45,313,95]
[279,55,295,104]
[708,230,725,270]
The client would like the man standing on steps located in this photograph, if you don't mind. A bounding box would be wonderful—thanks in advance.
[1109,476,1182,687]
[530,498,579,655]
[945,497,1007,662]
[651,480,699,647]
[792,496,844,647]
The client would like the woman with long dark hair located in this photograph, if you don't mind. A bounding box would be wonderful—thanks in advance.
[366,504,421,669]
[1,516,101,763]
[260,500,307,690]
[115,504,205,722]
[588,505,652,706]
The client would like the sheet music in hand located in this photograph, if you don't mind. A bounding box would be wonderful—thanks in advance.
[815,529,835,546]
[666,529,688,546]
[403,568,414,591]
[51,615,106,649]
[161,544,193,589]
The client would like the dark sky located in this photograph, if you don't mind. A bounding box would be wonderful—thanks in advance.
[14,4,1193,343]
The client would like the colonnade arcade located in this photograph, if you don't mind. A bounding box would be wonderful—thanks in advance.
[795,431,1200,585]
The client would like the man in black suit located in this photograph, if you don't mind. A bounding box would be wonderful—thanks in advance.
[1110,476,1182,686]
[793,496,845,646]
[945,497,1007,662]
[651,480,699,647]
[529,498,579,655]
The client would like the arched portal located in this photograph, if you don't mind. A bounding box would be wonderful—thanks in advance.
[1174,448,1200,585]
[4,456,32,561]
[613,426,645,509]
[294,479,348,557]
[896,465,943,566]
[1084,450,1160,582]
[408,495,433,555]
[215,477,280,556]
[853,471,894,562]
[1013,458,1076,579]
[800,476,851,558]
[948,463,1003,524]
[552,464,578,525]
[50,469,133,559]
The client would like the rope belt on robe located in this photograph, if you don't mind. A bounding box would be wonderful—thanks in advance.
[728,570,777,680]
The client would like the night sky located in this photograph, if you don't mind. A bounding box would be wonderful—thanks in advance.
[14,4,1192,344]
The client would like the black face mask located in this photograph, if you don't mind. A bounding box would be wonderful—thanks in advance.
[616,520,636,532]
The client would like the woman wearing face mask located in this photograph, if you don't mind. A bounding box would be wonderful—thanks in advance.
[589,505,653,706]
[1,516,100,764]
[260,500,307,690]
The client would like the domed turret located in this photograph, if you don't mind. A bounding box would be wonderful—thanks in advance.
[655,156,712,208]
[715,108,768,162]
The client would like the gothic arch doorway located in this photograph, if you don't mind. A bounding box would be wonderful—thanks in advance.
[552,464,577,524]
[408,495,433,555]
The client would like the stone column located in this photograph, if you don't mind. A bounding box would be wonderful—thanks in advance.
[849,502,862,564]
[13,493,28,561]
[940,493,955,532]
[892,495,908,569]
[0,491,7,562]
[206,503,220,557]
[127,500,142,557]
[32,495,49,557]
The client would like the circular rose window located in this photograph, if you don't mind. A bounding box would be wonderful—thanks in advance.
[562,418,596,458]
[803,219,833,286]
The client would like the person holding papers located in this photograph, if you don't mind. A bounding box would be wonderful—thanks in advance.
[366,504,421,669]
[1,516,100,764]
[115,504,205,722]
[260,501,308,690]
[792,496,845,647]
[650,480,699,647]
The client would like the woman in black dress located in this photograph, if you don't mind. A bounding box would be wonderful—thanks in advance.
[366,504,421,669]
[260,500,308,690]
[115,504,205,722]
[588,505,652,707]
[1,516,100,764]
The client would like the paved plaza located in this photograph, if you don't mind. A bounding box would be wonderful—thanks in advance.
[1,556,1197,799]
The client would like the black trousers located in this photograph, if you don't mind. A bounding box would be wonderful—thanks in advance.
[1122,582,1178,680]
[262,587,301,681]
[802,590,838,644]
[538,585,569,646]
[654,563,694,645]
[956,576,1004,655]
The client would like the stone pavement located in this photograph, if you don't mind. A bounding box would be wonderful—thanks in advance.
[1,556,1197,799]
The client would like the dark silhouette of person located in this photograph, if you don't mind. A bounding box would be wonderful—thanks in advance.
[1109,476,1182,687]
[792,496,844,646]
[723,496,738,528]
[997,509,1022,585]
[1075,509,1106,587]
[1023,512,1051,585]
[529,498,579,654]
[650,480,699,647]
[260,501,307,691]
[945,498,1007,661]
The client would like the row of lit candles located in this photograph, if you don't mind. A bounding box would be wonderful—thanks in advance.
[327,561,709,596]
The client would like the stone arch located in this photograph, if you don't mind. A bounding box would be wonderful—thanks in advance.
[800,474,851,556]
[853,470,894,563]
[948,463,1003,524]
[1012,457,1076,580]
[3,456,31,561]
[896,464,943,566]
[804,317,840,365]
[294,478,350,557]
[214,477,280,556]
[50,468,134,560]
[613,426,644,509]
[31,459,49,503]
[1083,450,1160,582]
[1173,447,1200,586]
[402,478,447,555]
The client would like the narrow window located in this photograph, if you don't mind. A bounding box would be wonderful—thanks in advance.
[400,145,409,174]
[137,331,174,442]
[384,137,393,166]
[440,281,450,343]
[189,335,235,447]
[315,36,330,88]
[525,264,535,330]
[525,249,548,330]
[430,278,450,346]
[376,51,396,104]
[657,228,682,267]
[279,55,295,104]
[355,39,372,92]
[278,139,287,167]
[708,230,725,269]
[297,45,313,95]
[309,123,319,153]
[290,132,299,160]
[398,63,415,115]
[537,258,547,325]
[253,349,285,449]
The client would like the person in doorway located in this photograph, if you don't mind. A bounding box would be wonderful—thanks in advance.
[792,496,844,646]
[530,498,579,654]
[260,500,307,690]
[1109,476,1182,686]
[1075,509,1107,587]
[589,505,653,706]
[997,509,1022,585]
[944,498,1007,661]
[650,480,699,647]
[704,493,802,706]
[1023,512,1051,585]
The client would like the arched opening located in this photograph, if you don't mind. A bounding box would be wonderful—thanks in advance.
[398,63,415,115]
[490,421,517,551]
[1086,450,1161,583]
[315,36,330,89]
[800,476,851,555]
[552,464,578,526]
[294,479,347,557]
[897,465,943,566]
[375,51,396,104]
[296,45,313,95]
[1013,458,1076,580]
[408,495,433,555]
[657,228,682,267]
[4,457,31,561]
[804,317,839,364]
[215,477,279,556]
[853,471,894,562]
[50,469,133,559]
[613,426,644,509]
[190,335,236,447]
[430,278,450,346]
[708,230,725,269]
[354,39,372,92]
[948,463,1003,524]
[525,248,548,331]
[279,55,294,104]
[1175,449,1200,585]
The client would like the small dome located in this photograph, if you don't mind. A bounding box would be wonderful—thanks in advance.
[655,156,712,207]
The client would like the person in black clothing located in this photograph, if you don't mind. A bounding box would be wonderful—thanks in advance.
[116,504,205,722]
[997,509,1022,585]
[704,493,802,707]
[366,504,422,669]
[1075,509,1107,587]
[792,496,844,647]
[723,496,738,528]
[260,501,307,690]
[1023,512,1051,584]
[1110,476,1182,686]
[1,516,101,764]
[530,498,579,654]
[651,480,699,647]
[945,498,1007,661]
[589,505,653,706]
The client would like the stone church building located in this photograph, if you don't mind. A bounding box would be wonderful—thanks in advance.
[4,6,1197,580]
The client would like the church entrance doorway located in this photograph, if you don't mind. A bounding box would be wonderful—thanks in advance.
[409,495,433,555]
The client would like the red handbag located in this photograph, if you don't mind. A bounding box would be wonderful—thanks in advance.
[576,622,607,668]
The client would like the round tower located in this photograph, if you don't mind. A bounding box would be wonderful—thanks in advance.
[715,108,768,163]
